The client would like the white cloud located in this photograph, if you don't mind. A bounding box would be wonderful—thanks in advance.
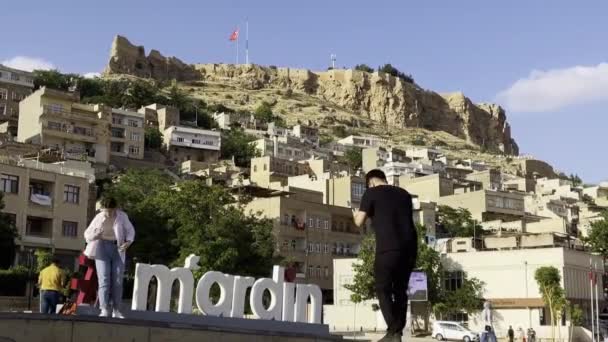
[83,72,101,79]
[496,62,608,112]
[1,56,55,72]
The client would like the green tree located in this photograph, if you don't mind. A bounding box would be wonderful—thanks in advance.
[157,181,276,278]
[167,81,190,110]
[340,148,362,172]
[437,276,485,319]
[104,169,177,265]
[354,64,374,73]
[378,64,415,84]
[35,250,52,273]
[220,129,260,167]
[0,192,18,269]
[254,101,274,123]
[584,211,608,258]
[437,206,482,238]
[32,69,74,90]
[535,266,567,341]
[145,127,163,149]
[344,234,376,303]
[569,303,583,342]
[569,174,582,187]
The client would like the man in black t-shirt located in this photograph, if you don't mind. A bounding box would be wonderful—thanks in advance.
[353,169,418,342]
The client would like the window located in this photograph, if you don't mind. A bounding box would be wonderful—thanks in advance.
[10,74,19,81]
[1,174,19,193]
[308,218,314,228]
[443,271,464,291]
[74,126,92,136]
[130,132,140,141]
[111,127,125,138]
[0,104,5,115]
[291,240,296,250]
[192,139,201,144]
[129,146,140,155]
[282,240,289,249]
[316,218,321,229]
[324,244,329,254]
[62,221,78,238]
[351,182,365,199]
[48,121,62,130]
[128,119,139,127]
[48,103,63,113]
[324,220,329,230]
[315,243,321,253]
[253,165,258,172]
[0,88,6,100]
[324,266,329,279]
[63,185,80,204]
[308,266,314,278]
[282,214,289,225]
[263,164,267,171]
[316,266,321,278]
[177,137,184,143]
[308,243,314,253]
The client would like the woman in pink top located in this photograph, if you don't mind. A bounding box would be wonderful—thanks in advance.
[84,196,135,318]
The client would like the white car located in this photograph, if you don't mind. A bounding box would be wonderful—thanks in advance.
[432,321,479,342]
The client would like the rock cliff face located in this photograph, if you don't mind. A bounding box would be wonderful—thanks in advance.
[104,36,518,155]
[103,35,199,81]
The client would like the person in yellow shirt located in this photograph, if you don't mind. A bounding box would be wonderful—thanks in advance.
[38,258,65,314]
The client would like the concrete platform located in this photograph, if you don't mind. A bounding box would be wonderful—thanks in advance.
[0,313,343,342]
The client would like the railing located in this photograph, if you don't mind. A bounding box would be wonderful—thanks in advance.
[45,124,95,137]
[42,105,99,121]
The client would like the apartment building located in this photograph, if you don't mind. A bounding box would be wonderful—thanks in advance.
[163,126,220,163]
[17,87,111,165]
[0,160,90,270]
[287,172,366,209]
[292,124,319,146]
[244,187,363,302]
[398,173,483,203]
[250,156,324,188]
[253,136,312,161]
[212,112,255,130]
[516,158,556,179]
[438,189,527,222]
[465,169,502,190]
[137,103,180,130]
[110,108,145,160]
[0,64,34,137]
[337,135,387,149]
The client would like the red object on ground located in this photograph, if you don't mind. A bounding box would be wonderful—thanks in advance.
[70,254,98,305]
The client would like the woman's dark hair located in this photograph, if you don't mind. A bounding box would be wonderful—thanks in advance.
[100,195,118,209]
[365,169,387,188]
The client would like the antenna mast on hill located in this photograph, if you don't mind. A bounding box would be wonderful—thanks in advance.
[330,54,336,69]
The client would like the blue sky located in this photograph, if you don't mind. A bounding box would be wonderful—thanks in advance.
[2,1,607,182]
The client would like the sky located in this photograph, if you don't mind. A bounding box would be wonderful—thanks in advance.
[2,1,607,183]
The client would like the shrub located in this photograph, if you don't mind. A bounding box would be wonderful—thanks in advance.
[378,64,415,84]
[354,64,374,73]
[0,266,29,296]
[412,136,426,146]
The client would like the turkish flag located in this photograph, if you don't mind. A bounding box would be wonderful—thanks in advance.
[229,29,239,41]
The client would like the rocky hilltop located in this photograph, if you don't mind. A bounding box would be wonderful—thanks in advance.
[104,35,518,155]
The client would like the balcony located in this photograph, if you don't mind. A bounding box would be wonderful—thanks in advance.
[111,128,126,140]
[24,216,53,245]
[29,181,53,209]
[42,105,100,124]
[43,124,97,143]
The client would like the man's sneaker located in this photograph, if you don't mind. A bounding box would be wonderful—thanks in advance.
[378,333,400,342]
[99,309,110,317]
[112,310,125,319]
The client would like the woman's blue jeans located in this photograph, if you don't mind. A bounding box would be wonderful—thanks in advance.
[95,240,125,312]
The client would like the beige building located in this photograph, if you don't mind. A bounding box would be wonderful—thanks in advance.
[287,172,366,209]
[399,173,482,203]
[0,64,34,137]
[1,159,91,270]
[163,126,220,163]
[438,189,526,222]
[110,108,145,160]
[253,136,312,161]
[244,187,363,301]
[292,124,319,146]
[464,169,502,190]
[138,103,179,130]
[250,156,331,188]
[17,87,111,165]
[516,158,556,179]
[442,246,604,340]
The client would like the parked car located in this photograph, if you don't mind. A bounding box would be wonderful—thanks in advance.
[432,321,479,342]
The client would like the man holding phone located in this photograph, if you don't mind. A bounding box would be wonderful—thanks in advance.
[353,169,418,342]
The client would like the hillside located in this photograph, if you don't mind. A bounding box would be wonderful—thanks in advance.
[104,35,518,156]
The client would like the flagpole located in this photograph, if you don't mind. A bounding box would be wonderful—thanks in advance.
[246,19,249,65]
[236,26,239,65]
[594,262,600,342]
[591,258,596,342]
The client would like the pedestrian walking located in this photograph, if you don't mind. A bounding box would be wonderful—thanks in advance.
[508,326,515,342]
